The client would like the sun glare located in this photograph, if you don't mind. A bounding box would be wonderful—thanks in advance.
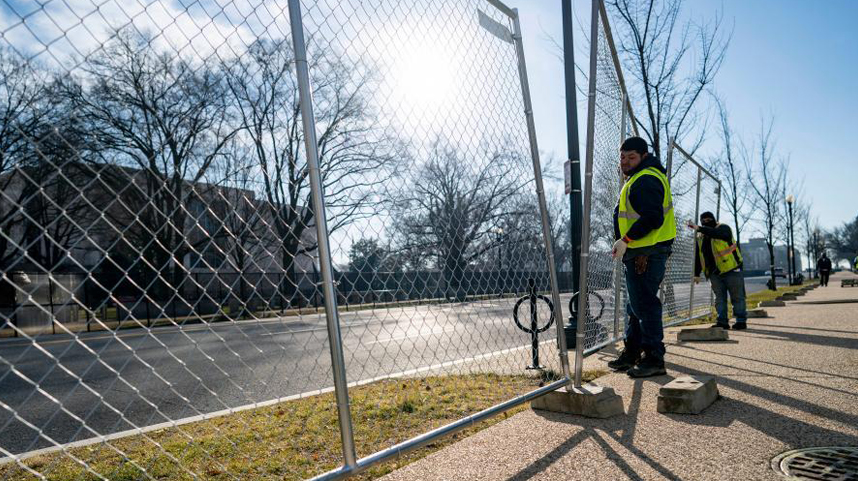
[390,42,457,125]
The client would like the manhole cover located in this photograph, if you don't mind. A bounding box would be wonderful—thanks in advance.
[772,447,858,480]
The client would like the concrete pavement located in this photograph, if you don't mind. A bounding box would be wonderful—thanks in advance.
[381,272,858,481]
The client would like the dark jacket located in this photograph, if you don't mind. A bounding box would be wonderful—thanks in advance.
[613,154,674,260]
[817,256,832,273]
[694,223,738,277]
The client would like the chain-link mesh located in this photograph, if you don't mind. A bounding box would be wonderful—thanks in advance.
[294,0,564,461]
[0,0,564,478]
[578,2,721,362]
[578,4,627,356]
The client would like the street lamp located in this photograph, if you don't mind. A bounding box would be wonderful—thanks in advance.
[813,227,820,279]
[786,195,796,285]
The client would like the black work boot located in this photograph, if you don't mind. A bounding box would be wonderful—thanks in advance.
[713,321,730,330]
[732,322,747,330]
[627,352,666,378]
[607,347,641,371]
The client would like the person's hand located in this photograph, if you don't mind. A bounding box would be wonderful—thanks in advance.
[686,220,699,231]
[693,276,701,284]
[612,238,628,259]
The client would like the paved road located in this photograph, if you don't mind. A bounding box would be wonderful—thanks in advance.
[744,275,788,295]
[0,276,763,456]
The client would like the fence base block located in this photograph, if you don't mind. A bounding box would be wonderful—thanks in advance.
[759,300,786,307]
[746,309,768,318]
[677,327,729,342]
[531,383,624,418]
[657,375,719,414]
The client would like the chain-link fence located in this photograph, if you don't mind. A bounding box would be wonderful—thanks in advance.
[0,0,569,479]
[575,0,720,382]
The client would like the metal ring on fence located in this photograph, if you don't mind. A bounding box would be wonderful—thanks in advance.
[568,290,606,321]
[512,295,555,334]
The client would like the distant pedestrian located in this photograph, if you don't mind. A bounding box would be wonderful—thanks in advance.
[854,255,858,273]
[607,137,676,378]
[817,252,832,286]
[689,213,747,330]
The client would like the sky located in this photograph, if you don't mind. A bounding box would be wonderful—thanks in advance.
[518,0,858,235]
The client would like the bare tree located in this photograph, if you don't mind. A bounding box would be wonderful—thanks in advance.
[830,215,858,265]
[393,141,528,300]
[606,0,731,158]
[65,29,237,301]
[713,96,750,245]
[746,117,786,290]
[223,39,401,307]
[0,48,52,269]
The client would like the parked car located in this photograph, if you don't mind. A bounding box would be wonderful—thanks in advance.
[764,268,787,278]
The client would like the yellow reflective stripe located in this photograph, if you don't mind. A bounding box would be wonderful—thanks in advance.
[715,244,738,258]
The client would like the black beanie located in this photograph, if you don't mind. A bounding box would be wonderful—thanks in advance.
[700,211,716,221]
[620,137,648,155]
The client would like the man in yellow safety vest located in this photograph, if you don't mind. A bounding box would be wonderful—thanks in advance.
[688,212,747,330]
[607,137,676,378]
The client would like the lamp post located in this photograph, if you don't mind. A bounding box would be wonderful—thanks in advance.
[786,195,796,285]
[812,227,820,279]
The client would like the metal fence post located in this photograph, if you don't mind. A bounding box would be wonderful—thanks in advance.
[287,0,357,469]
[612,95,627,341]
[574,0,601,388]
[512,10,570,380]
[687,165,703,318]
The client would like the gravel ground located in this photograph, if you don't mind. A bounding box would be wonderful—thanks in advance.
[381,272,858,481]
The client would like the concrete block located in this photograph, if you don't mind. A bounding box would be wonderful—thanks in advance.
[532,383,624,418]
[677,327,729,342]
[777,295,798,301]
[657,375,719,414]
[759,300,785,307]
[746,309,768,318]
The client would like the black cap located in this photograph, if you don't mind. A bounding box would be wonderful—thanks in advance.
[700,211,716,221]
[620,137,648,155]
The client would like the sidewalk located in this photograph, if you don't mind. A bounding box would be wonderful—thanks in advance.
[382,272,858,481]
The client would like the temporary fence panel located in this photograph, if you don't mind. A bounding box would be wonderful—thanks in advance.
[576,0,721,378]
[290,0,568,478]
[0,0,568,479]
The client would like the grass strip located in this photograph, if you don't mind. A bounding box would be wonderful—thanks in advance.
[1,370,605,481]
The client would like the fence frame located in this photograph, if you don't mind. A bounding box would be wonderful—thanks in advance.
[574,0,723,380]
[287,1,572,479]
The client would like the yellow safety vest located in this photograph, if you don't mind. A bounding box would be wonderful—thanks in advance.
[617,166,676,249]
[697,228,743,276]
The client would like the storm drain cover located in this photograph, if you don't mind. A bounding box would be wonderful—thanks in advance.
[772,447,858,480]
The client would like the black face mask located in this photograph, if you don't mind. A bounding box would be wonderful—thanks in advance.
[701,218,716,227]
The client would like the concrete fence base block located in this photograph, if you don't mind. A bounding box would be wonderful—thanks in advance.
[532,383,624,419]
[677,327,729,342]
[777,295,798,301]
[657,375,719,415]
[746,309,768,318]
[759,300,786,307]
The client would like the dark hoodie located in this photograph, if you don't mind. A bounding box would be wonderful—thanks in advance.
[613,154,674,260]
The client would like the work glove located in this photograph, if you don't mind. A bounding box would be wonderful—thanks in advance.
[611,238,628,259]
[634,255,648,274]
[693,276,701,284]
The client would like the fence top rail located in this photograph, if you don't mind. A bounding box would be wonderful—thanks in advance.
[486,0,516,18]
[671,141,721,185]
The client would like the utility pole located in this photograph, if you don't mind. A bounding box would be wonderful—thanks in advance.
[562,0,582,332]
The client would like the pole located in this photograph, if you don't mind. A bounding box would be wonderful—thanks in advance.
[512,10,570,379]
[687,168,702,318]
[287,0,356,469]
[574,0,601,388]
[562,0,582,302]
[788,202,796,284]
[612,95,627,342]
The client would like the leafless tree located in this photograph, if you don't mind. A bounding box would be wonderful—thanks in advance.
[393,140,528,300]
[712,96,750,245]
[606,0,731,158]
[746,117,787,290]
[64,29,238,300]
[0,48,52,269]
[830,215,858,265]
[223,39,401,307]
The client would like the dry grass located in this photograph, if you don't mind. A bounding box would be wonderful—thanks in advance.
[1,370,605,480]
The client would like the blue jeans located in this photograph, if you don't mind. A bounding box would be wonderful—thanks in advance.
[624,251,669,358]
[709,270,747,324]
